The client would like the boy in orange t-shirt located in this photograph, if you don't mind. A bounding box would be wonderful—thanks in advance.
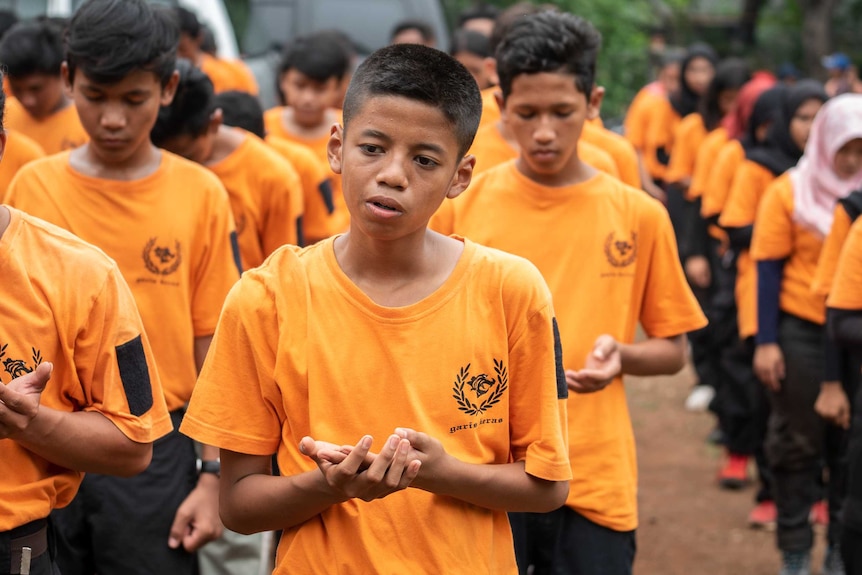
[435,13,706,575]
[3,2,241,573]
[0,18,88,154]
[180,43,571,575]
[152,61,304,268]
[0,130,43,194]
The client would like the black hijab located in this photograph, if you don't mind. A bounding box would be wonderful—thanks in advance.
[740,85,785,152]
[670,43,718,118]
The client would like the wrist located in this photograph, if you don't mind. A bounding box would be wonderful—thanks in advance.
[821,381,843,390]
[197,458,220,481]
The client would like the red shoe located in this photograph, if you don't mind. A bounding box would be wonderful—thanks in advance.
[748,500,777,531]
[718,453,750,489]
[810,500,829,526]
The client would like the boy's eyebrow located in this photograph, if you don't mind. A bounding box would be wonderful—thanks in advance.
[360,129,447,157]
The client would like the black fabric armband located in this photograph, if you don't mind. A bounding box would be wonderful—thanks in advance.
[725,225,753,251]
[552,318,568,400]
[116,335,153,416]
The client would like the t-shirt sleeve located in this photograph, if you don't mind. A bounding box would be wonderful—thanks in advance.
[181,272,282,455]
[750,181,793,262]
[262,155,304,255]
[505,261,571,482]
[812,206,852,297]
[720,162,764,228]
[827,218,862,310]
[665,119,696,185]
[616,139,642,189]
[639,201,708,337]
[77,267,172,442]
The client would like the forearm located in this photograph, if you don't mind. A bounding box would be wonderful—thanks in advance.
[413,458,567,513]
[17,408,151,476]
[756,259,784,345]
[619,335,687,376]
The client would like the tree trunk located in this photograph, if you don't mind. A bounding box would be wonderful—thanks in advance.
[800,0,838,79]
[739,0,767,47]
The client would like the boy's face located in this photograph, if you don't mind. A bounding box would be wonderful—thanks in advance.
[177,32,201,61]
[502,71,591,185]
[327,95,473,241]
[63,64,178,166]
[453,51,493,90]
[280,69,340,127]
[158,110,220,165]
[8,73,66,120]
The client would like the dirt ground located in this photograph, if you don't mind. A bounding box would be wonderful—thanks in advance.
[629,365,827,575]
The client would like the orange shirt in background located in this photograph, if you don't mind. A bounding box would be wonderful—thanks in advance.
[0,206,171,530]
[581,122,641,188]
[665,114,707,187]
[181,238,571,574]
[699,139,745,244]
[4,151,241,410]
[478,86,501,130]
[0,131,44,194]
[812,205,853,297]
[5,102,88,155]
[624,82,665,153]
[751,174,827,324]
[643,97,679,182]
[200,53,259,95]
[689,128,728,202]
[828,216,862,310]
[436,163,706,531]
[209,131,304,269]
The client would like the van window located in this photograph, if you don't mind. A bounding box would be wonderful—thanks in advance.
[0,0,50,19]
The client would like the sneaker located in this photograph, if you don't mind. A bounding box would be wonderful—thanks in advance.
[706,426,726,446]
[810,500,829,526]
[718,453,750,489]
[748,500,777,531]
[779,551,811,575]
[685,384,715,412]
[823,545,846,575]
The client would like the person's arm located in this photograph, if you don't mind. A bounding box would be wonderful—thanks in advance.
[814,328,851,429]
[754,259,785,390]
[0,363,152,476]
[724,225,753,251]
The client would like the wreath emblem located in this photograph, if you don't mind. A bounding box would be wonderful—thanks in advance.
[604,231,638,268]
[452,359,509,416]
[0,343,43,382]
[142,237,183,276]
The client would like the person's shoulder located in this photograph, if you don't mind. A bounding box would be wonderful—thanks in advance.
[466,239,551,306]
[593,171,668,219]
[160,149,227,193]
[6,130,45,161]
[10,151,70,185]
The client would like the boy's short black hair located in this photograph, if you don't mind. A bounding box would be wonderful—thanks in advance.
[65,0,179,86]
[496,11,601,101]
[458,3,501,28]
[488,3,557,56]
[0,17,65,78]
[174,6,202,38]
[150,59,214,147]
[0,10,20,42]
[450,29,491,59]
[389,19,436,44]
[0,72,6,130]
[279,32,350,82]
[214,90,265,139]
[342,43,481,158]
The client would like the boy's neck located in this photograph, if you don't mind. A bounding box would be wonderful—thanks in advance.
[70,142,163,182]
[207,126,245,166]
[283,107,334,140]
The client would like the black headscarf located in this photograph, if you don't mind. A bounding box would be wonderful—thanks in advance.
[670,43,718,118]
[746,79,828,176]
[740,86,785,152]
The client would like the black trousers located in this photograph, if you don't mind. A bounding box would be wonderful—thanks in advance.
[0,520,60,575]
[841,349,862,572]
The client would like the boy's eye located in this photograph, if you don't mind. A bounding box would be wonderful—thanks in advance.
[359,144,383,154]
[126,98,147,107]
[515,111,535,120]
[415,156,438,168]
[554,110,575,119]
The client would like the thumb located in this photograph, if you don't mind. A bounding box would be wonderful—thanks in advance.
[395,427,424,447]
[593,336,617,361]
[168,507,190,549]
[18,362,53,393]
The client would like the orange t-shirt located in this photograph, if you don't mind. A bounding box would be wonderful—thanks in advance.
[209,131,303,269]
[468,121,618,177]
[266,135,335,245]
[827,216,862,309]
[0,206,172,530]
[700,139,745,206]
[665,114,707,187]
[4,102,88,155]
[181,237,571,574]
[478,86,502,130]
[264,106,347,237]
[624,82,665,152]
[643,97,679,181]
[0,130,44,194]
[436,163,707,531]
[4,151,241,410]
[751,174,827,324]
[199,53,259,95]
[689,128,727,202]
[812,205,853,298]
[581,122,641,189]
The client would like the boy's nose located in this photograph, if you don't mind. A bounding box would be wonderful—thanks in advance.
[376,156,408,190]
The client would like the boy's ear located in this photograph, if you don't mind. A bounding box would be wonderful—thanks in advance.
[61,62,73,96]
[0,130,7,163]
[327,123,344,175]
[160,70,180,107]
[483,57,498,88]
[493,89,504,115]
[588,85,605,120]
[446,154,475,200]
[209,108,224,134]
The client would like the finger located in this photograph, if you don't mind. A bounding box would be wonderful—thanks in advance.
[383,439,411,487]
[574,368,615,384]
[183,521,221,552]
[776,359,786,381]
[365,435,402,482]
[298,436,318,457]
[397,460,422,490]
[167,510,191,549]
[336,435,374,476]
[592,335,616,360]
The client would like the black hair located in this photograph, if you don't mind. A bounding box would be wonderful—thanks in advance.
[279,32,350,82]
[65,0,179,86]
[489,2,543,56]
[450,29,491,59]
[699,58,750,130]
[744,85,784,148]
[0,18,65,78]
[214,90,265,138]
[201,25,217,55]
[389,19,435,44]
[496,11,601,101]
[458,3,501,28]
[343,43,482,158]
[174,6,202,38]
[0,71,6,130]
[150,59,214,147]
[0,10,19,41]
[670,42,718,117]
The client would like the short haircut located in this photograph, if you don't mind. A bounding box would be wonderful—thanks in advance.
[174,6,202,38]
[215,90,265,138]
[390,19,435,44]
[342,43,482,158]
[0,18,65,78]
[489,2,542,56]
[0,10,19,41]
[458,3,501,28]
[150,59,214,147]
[450,29,491,59]
[279,32,350,82]
[65,0,179,86]
[0,72,6,130]
[496,11,601,101]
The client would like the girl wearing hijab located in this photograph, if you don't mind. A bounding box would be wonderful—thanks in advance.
[751,94,862,575]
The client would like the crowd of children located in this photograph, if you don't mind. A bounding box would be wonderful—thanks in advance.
[1,1,861,575]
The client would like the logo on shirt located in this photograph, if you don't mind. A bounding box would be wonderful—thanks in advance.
[142,237,182,276]
[604,231,638,268]
[452,359,508,416]
[234,213,247,236]
[0,344,43,383]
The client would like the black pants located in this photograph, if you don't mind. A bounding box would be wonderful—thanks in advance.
[766,314,848,552]
[52,410,198,575]
[510,508,636,575]
[0,520,60,575]
[842,352,862,572]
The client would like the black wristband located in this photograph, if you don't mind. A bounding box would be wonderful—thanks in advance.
[197,459,220,477]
